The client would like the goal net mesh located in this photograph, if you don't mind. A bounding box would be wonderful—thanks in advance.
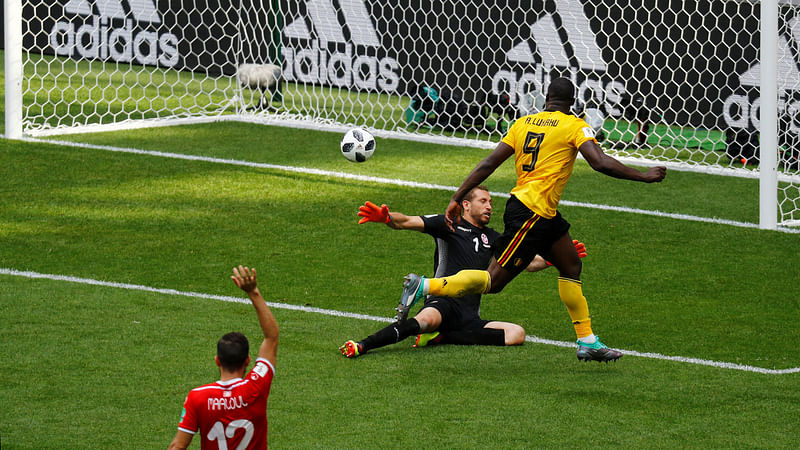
[16,0,800,225]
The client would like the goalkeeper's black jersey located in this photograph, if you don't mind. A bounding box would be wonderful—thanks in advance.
[420,214,500,313]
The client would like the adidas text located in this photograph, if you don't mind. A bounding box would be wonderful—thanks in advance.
[50,16,179,67]
[282,42,400,92]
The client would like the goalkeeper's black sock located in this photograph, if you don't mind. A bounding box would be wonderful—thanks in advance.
[440,328,505,346]
[360,318,421,352]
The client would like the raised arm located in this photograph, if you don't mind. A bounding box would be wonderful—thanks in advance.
[445,141,515,230]
[231,266,279,366]
[578,140,666,182]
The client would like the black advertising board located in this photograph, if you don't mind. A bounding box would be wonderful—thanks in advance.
[20,0,800,136]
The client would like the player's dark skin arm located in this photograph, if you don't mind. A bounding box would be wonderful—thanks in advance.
[540,96,665,183]
[445,142,515,230]
[578,140,666,182]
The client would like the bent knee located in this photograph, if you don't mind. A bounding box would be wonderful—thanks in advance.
[414,308,442,332]
[560,258,582,280]
[505,326,526,346]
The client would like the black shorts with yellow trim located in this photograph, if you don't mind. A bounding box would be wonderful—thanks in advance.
[493,195,570,275]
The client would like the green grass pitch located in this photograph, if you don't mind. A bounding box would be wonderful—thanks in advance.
[2,50,800,448]
[1,121,799,448]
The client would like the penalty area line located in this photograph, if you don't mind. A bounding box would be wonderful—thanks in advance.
[3,267,798,375]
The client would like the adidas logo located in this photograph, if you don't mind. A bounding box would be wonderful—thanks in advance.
[739,16,800,91]
[49,0,179,67]
[281,0,400,92]
[723,16,800,133]
[505,2,605,71]
[492,0,624,112]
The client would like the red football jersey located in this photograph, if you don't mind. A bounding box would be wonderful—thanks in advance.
[178,357,275,449]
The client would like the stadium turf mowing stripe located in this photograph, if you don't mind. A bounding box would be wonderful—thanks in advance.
[17,136,800,234]
[3,267,798,375]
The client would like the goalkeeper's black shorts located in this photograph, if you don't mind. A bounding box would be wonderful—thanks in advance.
[423,296,489,332]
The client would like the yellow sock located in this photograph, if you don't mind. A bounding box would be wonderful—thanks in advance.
[428,270,490,297]
[558,277,593,338]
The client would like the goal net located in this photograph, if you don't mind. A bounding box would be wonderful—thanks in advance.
[6,0,800,227]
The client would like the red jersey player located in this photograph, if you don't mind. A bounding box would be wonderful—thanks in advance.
[169,266,279,450]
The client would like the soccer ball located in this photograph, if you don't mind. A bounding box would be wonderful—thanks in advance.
[340,128,375,162]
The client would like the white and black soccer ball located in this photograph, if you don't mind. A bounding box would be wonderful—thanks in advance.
[340,128,375,162]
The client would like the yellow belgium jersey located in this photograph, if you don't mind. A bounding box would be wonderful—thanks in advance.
[501,110,597,218]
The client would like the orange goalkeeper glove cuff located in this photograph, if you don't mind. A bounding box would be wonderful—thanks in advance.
[357,201,391,224]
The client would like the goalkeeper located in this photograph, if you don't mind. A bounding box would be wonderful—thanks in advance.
[339,186,587,358]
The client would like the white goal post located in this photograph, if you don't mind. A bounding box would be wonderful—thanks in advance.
[4,0,800,229]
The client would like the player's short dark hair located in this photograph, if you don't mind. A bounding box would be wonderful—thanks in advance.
[547,77,575,103]
[217,332,250,371]
[464,184,490,202]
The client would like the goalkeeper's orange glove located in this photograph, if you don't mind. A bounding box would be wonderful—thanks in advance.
[574,240,587,258]
[357,201,391,224]
[545,240,587,266]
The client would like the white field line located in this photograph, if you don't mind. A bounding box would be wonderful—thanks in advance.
[14,136,800,234]
[2,268,798,375]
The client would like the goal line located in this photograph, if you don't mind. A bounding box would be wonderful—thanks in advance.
[14,135,800,235]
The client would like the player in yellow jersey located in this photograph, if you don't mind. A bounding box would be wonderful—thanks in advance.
[397,77,666,362]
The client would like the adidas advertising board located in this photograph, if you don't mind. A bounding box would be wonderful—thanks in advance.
[47,0,180,67]
[482,0,798,138]
[487,0,626,116]
[722,11,800,136]
[25,0,250,75]
[16,0,800,138]
[280,0,400,92]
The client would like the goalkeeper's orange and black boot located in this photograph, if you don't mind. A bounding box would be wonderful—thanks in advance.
[339,340,364,358]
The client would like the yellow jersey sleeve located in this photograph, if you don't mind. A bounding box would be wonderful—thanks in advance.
[500,111,597,218]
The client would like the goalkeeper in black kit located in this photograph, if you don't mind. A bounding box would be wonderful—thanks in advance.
[339,186,587,358]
